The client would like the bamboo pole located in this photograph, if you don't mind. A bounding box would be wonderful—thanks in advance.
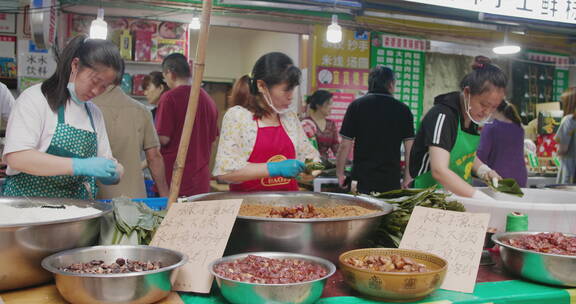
[167,0,213,207]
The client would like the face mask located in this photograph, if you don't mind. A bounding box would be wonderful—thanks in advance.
[464,92,493,125]
[262,88,290,115]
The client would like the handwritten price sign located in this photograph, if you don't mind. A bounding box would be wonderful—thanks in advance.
[150,199,242,293]
[399,206,490,293]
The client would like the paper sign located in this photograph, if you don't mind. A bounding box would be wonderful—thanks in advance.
[150,199,243,293]
[399,206,490,293]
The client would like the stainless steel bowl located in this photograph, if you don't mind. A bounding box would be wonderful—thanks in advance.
[186,191,392,262]
[0,197,112,291]
[544,184,576,192]
[209,252,336,304]
[492,231,576,287]
[41,245,188,304]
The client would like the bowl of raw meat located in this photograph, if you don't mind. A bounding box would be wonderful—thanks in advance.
[41,245,187,304]
[492,231,576,287]
[209,252,336,304]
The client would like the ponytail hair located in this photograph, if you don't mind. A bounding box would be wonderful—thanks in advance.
[306,90,333,110]
[230,52,301,119]
[497,100,522,126]
[41,34,125,112]
[460,55,507,95]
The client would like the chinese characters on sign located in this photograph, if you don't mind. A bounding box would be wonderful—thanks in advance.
[327,92,356,131]
[17,39,57,91]
[0,13,16,34]
[403,0,576,24]
[317,67,369,91]
[371,33,426,130]
[313,25,370,92]
[399,207,490,293]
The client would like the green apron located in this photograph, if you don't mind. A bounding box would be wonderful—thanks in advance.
[3,105,98,199]
[414,121,480,188]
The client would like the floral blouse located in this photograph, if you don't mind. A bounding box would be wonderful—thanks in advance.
[213,106,320,176]
[301,116,340,159]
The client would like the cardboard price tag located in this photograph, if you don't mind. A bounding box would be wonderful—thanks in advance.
[150,199,242,293]
[399,206,490,293]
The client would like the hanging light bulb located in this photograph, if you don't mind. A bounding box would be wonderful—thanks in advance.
[492,29,521,55]
[326,14,342,44]
[89,7,108,40]
[189,16,201,30]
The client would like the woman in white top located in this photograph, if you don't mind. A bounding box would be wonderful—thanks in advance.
[213,52,319,192]
[3,34,125,199]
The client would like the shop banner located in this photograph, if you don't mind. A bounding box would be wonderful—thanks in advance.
[402,0,576,25]
[312,25,370,92]
[68,14,188,62]
[327,92,355,131]
[371,32,426,130]
[316,67,368,91]
[17,39,56,91]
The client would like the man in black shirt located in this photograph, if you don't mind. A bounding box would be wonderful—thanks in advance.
[336,66,415,194]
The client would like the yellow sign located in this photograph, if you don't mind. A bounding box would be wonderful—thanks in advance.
[312,25,370,90]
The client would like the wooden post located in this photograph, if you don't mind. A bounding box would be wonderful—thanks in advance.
[167,0,213,207]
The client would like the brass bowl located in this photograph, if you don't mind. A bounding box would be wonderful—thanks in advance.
[339,248,447,302]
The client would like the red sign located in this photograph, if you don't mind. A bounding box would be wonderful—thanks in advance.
[317,66,369,91]
[327,92,356,131]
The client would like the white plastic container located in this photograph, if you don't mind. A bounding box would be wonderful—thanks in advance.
[452,188,576,233]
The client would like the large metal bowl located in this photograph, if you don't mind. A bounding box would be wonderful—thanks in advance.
[41,245,187,304]
[209,252,336,304]
[492,231,576,287]
[186,191,392,262]
[544,184,576,192]
[0,197,112,291]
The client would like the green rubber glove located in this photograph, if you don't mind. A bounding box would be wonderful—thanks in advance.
[72,157,117,179]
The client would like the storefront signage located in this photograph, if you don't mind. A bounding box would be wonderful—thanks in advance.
[327,92,356,131]
[371,32,426,130]
[403,0,576,24]
[0,13,16,34]
[312,25,370,91]
[317,67,369,91]
[17,39,56,91]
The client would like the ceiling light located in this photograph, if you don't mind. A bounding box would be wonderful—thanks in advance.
[89,7,108,40]
[492,29,521,55]
[326,14,342,44]
[189,16,201,30]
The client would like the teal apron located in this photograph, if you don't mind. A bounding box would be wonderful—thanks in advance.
[414,121,480,188]
[3,105,98,199]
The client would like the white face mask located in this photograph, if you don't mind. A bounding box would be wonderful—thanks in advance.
[464,92,493,126]
[262,88,290,115]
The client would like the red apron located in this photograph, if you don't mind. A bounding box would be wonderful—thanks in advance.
[230,120,299,192]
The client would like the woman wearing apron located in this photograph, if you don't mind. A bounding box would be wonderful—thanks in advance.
[2,35,125,199]
[213,52,319,191]
[409,56,507,198]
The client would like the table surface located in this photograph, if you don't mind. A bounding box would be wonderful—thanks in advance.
[0,255,510,304]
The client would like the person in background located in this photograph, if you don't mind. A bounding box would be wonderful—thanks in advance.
[301,90,339,160]
[0,82,15,131]
[93,87,169,199]
[410,56,506,199]
[0,82,16,178]
[213,52,319,191]
[336,66,414,193]
[2,35,124,199]
[156,53,218,196]
[477,101,528,187]
[555,87,576,184]
[142,71,169,120]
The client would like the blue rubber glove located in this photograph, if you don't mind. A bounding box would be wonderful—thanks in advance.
[72,157,117,179]
[267,160,305,178]
[97,170,120,185]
